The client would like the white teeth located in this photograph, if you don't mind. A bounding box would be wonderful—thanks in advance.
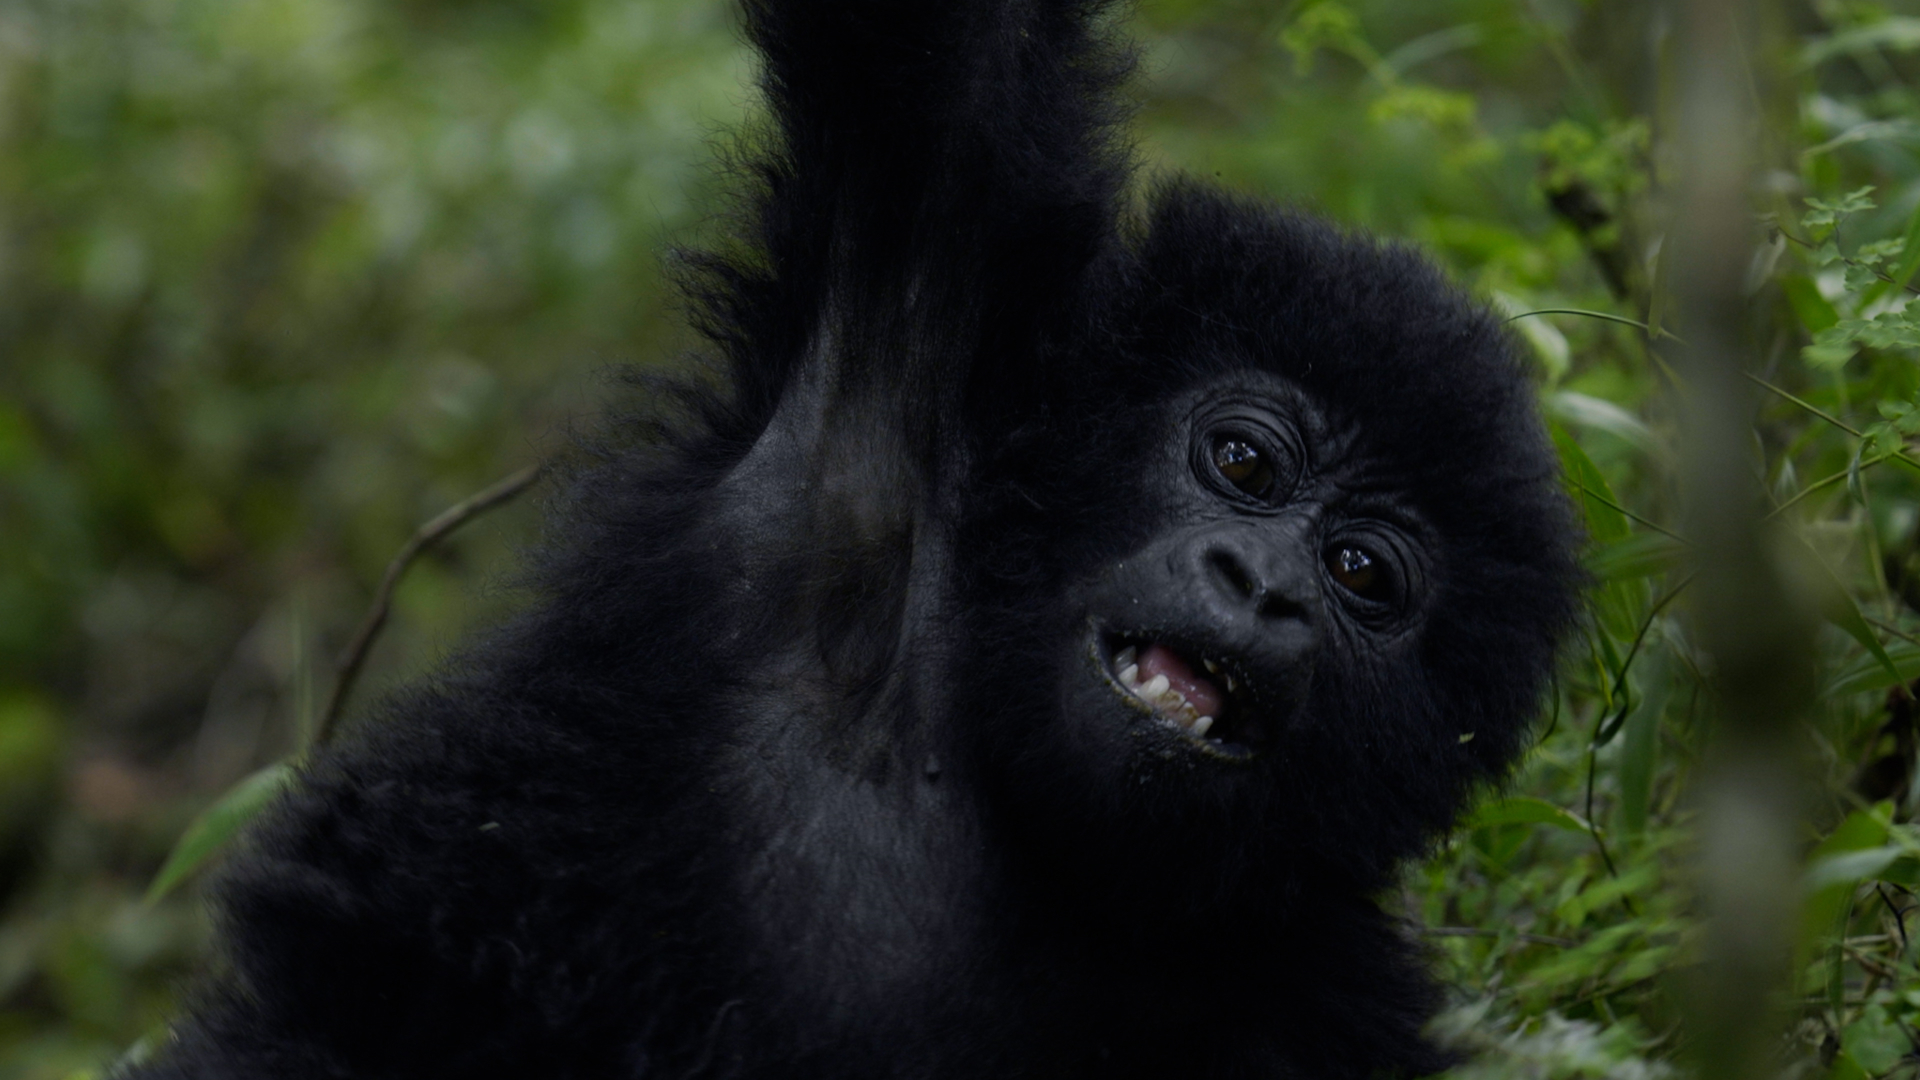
[1224,673,1238,694]
[1110,647,1232,743]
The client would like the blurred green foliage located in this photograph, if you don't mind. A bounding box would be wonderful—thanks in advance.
[0,0,744,1070]
[4,0,1920,1076]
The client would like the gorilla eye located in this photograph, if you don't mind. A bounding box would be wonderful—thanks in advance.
[1327,545,1390,601]
[1211,438,1275,498]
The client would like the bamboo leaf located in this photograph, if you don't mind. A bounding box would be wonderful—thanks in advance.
[1468,795,1593,834]
[1827,639,1920,698]
[1801,804,1894,971]
[1615,647,1670,838]
[146,762,295,903]
[1584,532,1687,582]
[1549,392,1662,459]
[1801,539,1901,685]
[1552,425,1631,543]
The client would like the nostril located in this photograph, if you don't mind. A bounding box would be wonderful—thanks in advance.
[1207,549,1261,603]
[1205,545,1312,622]
[1254,589,1308,621]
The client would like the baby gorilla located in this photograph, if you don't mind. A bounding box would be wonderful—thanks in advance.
[133,0,1579,1077]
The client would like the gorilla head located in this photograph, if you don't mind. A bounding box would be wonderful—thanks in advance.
[964,191,1576,928]
[130,2,1579,1078]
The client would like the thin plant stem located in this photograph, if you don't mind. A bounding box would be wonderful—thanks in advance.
[316,464,544,746]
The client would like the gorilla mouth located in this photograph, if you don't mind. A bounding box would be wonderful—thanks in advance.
[1098,631,1267,755]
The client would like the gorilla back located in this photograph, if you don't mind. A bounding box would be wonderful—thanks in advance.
[134,0,1580,1077]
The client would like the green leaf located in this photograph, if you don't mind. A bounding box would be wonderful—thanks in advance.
[1842,1003,1910,1074]
[1781,274,1841,334]
[1866,196,1920,306]
[1645,246,1671,349]
[1280,0,1371,76]
[1803,343,1859,368]
[1368,85,1477,132]
[1555,864,1656,929]
[1803,539,1902,685]
[1548,392,1662,459]
[1818,310,1920,355]
[1827,639,1920,697]
[1552,425,1630,543]
[1804,17,1920,67]
[1826,587,1900,685]
[1646,237,1672,344]
[1881,854,1920,887]
[1816,806,1893,860]
[1804,187,1877,230]
[146,762,295,903]
[1555,425,1654,644]
[1802,805,1894,962]
[1825,1049,1873,1080]
[1806,845,1902,891]
[1861,420,1899,459]
[1856,238,1903,265]
[1584,532,1687,582]
[1615,647,1670,838]
[1468,795,1592,834]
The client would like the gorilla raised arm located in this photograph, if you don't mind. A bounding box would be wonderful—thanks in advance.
[133,0,1578,1077]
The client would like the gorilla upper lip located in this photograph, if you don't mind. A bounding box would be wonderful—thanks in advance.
[1096,629,1268,756]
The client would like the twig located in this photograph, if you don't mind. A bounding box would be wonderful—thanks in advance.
[1766,449,1902,518]
[1594,575,1695,748]
[1841,942,1899,980]
[1565,973,1660,1012]
[1566,478,1688,541]
[1877,884,1911,952]
[1745,372,1920,475]
[1576,578,1689,919]
[1744,371,1864,437]
[315,464,544,745]
[1865,615,1920,650]
[1508,308,1674,338]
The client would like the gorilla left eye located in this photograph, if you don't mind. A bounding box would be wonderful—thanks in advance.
[1211,437,1276,498]
[1327,545,1391,601]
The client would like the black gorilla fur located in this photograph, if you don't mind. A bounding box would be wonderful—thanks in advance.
[133,0,1579,1076]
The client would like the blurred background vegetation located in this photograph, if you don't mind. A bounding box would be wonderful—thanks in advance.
[2,0,1919,1076]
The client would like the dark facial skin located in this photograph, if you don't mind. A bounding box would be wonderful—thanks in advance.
[1059,372,1435,782]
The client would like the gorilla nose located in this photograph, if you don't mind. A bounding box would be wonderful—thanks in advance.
[1201,537,1316,624]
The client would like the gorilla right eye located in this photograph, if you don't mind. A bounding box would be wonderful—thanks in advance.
[1211,436,1276,499]
[1327,544,1391,601]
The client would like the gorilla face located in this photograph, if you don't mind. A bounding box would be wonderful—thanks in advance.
[1056,372,1434,782]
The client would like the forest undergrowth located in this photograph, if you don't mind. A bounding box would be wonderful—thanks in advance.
[2,0,1919,1077]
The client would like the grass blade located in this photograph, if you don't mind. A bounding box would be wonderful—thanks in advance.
[145,761,294,903]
